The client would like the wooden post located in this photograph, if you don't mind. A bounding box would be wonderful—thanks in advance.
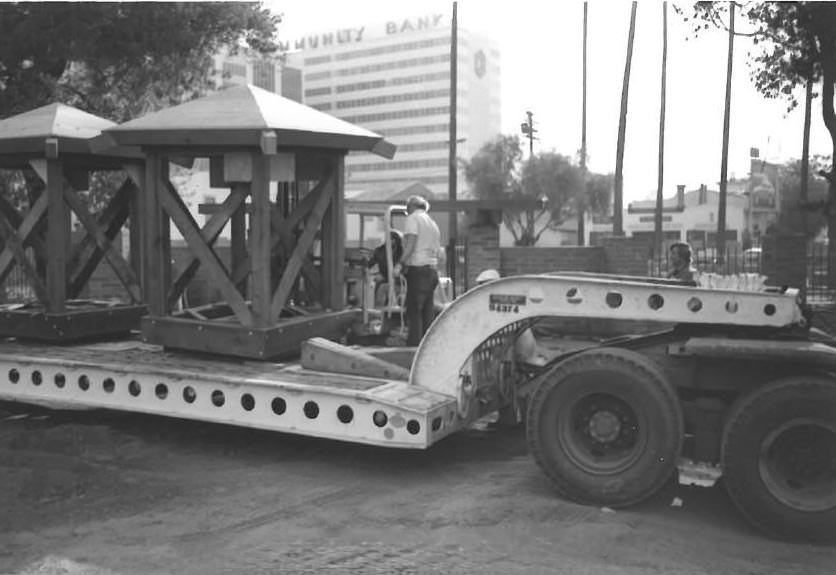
[45,159,68,312]
[321,154,345,310]
[230,183,248,296]
[143,153,168,316]
[249,153,273,327]
[125,163,145,284]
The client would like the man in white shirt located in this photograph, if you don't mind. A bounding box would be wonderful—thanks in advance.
[397,195,442,346]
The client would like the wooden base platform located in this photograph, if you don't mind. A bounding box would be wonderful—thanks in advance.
[0,301,147,342]
[140,309,363,360]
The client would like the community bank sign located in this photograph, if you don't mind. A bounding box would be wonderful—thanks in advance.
[281,14,445,51]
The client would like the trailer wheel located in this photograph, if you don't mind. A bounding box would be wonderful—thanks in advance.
[526,347,683,507]
[722,375,836,542]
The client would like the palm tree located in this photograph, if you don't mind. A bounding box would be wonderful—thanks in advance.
[614,1,637,236]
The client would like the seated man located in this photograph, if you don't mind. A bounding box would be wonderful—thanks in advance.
[667,241,699,284]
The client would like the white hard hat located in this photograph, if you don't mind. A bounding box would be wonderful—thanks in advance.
[475,269,500,284]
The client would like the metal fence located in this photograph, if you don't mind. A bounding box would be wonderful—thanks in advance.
[807,243,834,304]
[649,243,762,279]
[1,249,35,304]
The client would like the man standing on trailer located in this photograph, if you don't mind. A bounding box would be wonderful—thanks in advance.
[397,195,442,346]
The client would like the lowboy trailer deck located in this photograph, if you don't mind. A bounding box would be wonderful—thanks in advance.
[1,274,834,542]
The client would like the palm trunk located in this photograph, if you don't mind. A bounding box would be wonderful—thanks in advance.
[800,74,813,237]
[717,1,735,262]
[654,2,668,261]
[577,2,588,246]
[613,1,637,237]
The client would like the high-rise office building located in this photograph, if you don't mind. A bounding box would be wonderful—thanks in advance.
[285,12,501,199]
[213,48,302,101]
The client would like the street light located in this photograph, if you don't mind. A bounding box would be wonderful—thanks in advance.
[520,110,537,157]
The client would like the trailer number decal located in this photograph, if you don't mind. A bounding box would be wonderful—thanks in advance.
[489,294,526,313]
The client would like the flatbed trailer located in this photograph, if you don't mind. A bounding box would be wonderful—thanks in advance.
[1,274,834,542]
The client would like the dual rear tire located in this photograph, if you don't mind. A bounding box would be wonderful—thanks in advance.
[527,348,836,542]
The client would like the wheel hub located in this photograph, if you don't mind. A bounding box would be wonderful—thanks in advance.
[760,418,836,512]
[588,410,621,442]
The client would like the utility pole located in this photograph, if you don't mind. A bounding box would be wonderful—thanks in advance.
[520,110,536,158]
[447,1,458,293]
[578,1,588,246]
[717,0,735,261]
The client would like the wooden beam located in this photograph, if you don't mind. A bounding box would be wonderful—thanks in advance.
[46,159,69,312]
[321,155,345,310]
[0,204,48,302]
[230,185,247,295]
[142,154,169,315]
[269,170,333,321]
[166,184,248,308]
[0,194,47,260]
[158,179,253,326]
[67,180,133,299]
[63,184,142,303]
[0,192,48,285]
[249,154,273,327]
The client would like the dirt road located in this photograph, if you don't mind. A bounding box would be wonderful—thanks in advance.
[0,401,833,575]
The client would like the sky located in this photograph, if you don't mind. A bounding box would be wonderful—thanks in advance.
[266,0,832,204]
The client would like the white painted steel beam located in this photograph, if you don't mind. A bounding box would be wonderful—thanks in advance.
[0,347,459,449]
[410,275,804,413]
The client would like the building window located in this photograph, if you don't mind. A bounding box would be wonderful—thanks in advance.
[305,70,332,81]
[349,158,448,172]
[349,174,450,185]
[252,60,276,92]
[335,36,452,61]
[311,103,333,111]
[305,86,333,97]
[335,54,451,78]
[336,89,450,110]
[335,71,449,94]
[396,141,450,153]
[304,54,333,65]
[341,106,449,124]
[377,124,449,137]
[222,62,247,78]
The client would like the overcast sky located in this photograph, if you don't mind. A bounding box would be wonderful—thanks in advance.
[267,0,832,203]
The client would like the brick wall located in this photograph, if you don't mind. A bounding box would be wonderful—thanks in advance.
[465,224,500,287]
[601,236,653,276]
[86,244,231,307]
[499,246,605,276]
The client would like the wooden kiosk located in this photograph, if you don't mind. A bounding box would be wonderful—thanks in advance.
[105,85,395,359]
[0,103,146,341]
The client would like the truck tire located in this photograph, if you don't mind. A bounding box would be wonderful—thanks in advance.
[722,375,836,543]
[526,347,683,507]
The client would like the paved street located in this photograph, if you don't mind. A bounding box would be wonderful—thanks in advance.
[0,401,833,575]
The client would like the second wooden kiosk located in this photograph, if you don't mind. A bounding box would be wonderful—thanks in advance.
[104,85,396,359]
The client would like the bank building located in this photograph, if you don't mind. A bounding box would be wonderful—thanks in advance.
[284,12,502,201]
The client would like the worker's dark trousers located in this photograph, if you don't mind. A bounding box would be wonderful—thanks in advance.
[405,266,439,346]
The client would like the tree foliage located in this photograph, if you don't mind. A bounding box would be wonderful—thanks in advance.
[679,3,836,235]
[770,156,830,238]
[464,135,613,246]
[0,2,281,214]
[0,2,281,121]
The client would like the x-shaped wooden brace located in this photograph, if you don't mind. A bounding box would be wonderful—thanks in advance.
[0,192,49,302]
[166,184,249,310]
[66,178,135,299]
[62,181,142,303]
[158,178,254,326]
[269,170,334,322]
[228,176,328,306]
